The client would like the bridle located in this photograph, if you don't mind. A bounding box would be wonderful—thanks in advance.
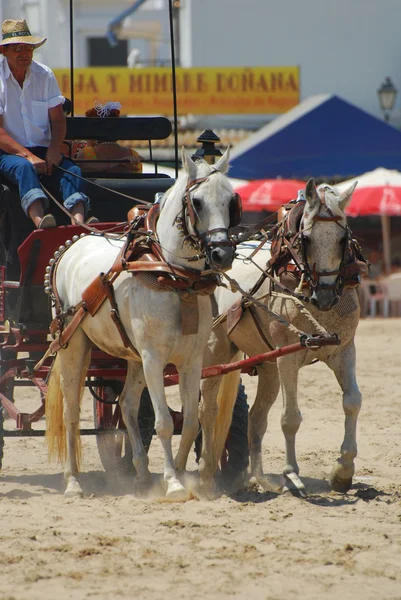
[298,197,350,298]
[174,171,239,255]
[269,194,368,302]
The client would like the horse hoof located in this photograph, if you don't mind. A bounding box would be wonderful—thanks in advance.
[64,480,84,498]
[196,479,220,500]
[329,474,352,493]
[329,463,353,493]
[283,472,307,497]
[254,474,282,494]
[165,480,188,502]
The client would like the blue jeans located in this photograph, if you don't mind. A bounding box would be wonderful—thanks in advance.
[0,146,90,217]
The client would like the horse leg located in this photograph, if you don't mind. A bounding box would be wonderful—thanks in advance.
[118,361,151,484]
[143,362,187,500]
[277,355,305,494]
[59,329,92,497]
[174,361,202,472]
[248,363,280,489]
[198,374,220,487]
[198,325,240,488]
[327,342,362,493]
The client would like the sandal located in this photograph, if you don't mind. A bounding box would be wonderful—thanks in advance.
[86,216,99,225]
[38,214,57,229]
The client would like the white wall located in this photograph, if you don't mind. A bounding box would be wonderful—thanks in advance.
[2,0,400,125]
[179,0,401,125]
[0,0,171,69]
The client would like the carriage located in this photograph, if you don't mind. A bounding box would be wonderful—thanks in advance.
[0,129,362,498]
[0,0,255,493]
[0,2,369,500]
[0,115,175,467]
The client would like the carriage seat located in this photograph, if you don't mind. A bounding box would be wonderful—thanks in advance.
[0,116,176,281]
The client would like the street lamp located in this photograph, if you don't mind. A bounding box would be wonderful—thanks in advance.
[377,77,398,123]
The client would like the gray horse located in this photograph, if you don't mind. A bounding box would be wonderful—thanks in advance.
[199,178,368,495]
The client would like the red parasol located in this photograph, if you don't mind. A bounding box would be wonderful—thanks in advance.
[337,168,401,274]
[336,168,401,217]
[235,179,306,212]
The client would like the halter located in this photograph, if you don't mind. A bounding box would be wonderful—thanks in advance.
[298,190,349,297]
[268,195,369,303]
[175,171,235,256]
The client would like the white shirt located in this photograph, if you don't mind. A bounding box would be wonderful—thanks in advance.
[0,58,64,148]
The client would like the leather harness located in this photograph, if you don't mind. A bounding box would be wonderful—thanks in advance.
[223,198,369,351]
[39,202,221,366]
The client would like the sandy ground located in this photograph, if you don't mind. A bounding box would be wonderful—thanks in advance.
[0,318,400,600]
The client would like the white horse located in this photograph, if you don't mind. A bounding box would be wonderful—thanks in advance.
[45,148,239,500]
[199,178,366,495]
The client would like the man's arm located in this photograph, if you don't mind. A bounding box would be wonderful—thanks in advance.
[46,104,67,174]
[0,115,46,168]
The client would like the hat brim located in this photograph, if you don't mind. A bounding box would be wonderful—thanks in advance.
[0,36,47,49]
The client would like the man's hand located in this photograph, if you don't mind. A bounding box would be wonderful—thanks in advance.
[45,147,62,175]
[26,153,47,175]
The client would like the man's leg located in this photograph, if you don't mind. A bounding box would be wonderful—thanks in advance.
[55,157,90,224]
[27,199,45,228]
[0,153,48,226]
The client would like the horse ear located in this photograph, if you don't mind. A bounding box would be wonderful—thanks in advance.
[213,146,230,174]
[181,146,198,181]
[305,178,319,207]
[338,181,357,211]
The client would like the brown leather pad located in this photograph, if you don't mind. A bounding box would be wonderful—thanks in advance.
[82,275,108,316]
[227,299,244,336]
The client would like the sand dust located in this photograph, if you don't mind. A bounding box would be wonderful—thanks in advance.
[0,318,400,600]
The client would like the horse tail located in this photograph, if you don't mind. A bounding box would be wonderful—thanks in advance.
[212,367,242,464]
[45,354,83,468]
[45,354,66,464]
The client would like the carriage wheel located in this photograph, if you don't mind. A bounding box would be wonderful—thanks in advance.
[195,380,249,481]
[0,348,16,471]
[220,381,249,481]
[0,406,4,470]
[0,348,16,402]
[92,383,155,475]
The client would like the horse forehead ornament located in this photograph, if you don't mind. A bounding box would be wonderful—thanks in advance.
[301,183,352,228]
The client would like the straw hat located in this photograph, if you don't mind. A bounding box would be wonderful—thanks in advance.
[0,19,47,49]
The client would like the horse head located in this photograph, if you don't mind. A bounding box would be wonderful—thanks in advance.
[301,178,357,311]
[173,147,238,271]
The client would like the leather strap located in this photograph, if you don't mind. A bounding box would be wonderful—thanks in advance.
[102,276,137,352]
[34,306,88,370]
[248,304,275,351]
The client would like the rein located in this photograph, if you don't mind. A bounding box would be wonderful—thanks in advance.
[55,164,151,205]
[40,182,128,234]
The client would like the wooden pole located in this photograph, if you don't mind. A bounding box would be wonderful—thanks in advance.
[69,0,74,116]
[381,213,391,274]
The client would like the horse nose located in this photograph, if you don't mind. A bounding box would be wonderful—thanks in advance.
[209,246,235,271]
[310,289,339,311]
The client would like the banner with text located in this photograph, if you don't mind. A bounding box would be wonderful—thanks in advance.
[54,66,299,116]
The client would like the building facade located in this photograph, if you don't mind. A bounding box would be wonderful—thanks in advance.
[1,0,401,126]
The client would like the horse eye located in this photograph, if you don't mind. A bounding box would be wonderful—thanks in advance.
[192,198,202,212]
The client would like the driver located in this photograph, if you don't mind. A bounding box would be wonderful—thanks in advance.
[0,19,93,228]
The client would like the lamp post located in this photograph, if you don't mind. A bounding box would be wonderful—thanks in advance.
[376,77,397,275]
[377,77,398,123]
